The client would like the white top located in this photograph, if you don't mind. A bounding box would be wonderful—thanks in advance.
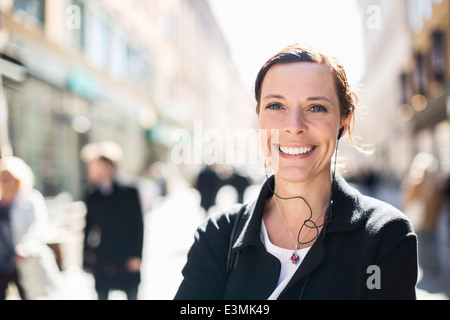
[261,221,310,300]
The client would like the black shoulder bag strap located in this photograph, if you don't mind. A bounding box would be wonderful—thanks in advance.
[226,204,246,274]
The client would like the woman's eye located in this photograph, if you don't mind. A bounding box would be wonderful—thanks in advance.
[266,103,282,110]
[310,105,327,113]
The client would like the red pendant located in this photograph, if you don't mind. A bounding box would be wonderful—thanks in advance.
[290,252,300,264]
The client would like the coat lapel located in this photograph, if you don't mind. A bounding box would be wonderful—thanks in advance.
[232,178,272,251]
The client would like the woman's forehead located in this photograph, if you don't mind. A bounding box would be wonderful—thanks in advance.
[261,62,337,100]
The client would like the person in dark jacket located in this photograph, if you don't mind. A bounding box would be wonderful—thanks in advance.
[81,141,144,300]
[174,43,418,300]
[226,169,251,204]
[196,165,222,214]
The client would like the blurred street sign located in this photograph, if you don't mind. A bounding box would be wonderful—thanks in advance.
[0,53,27,83]
[67,68,99,101]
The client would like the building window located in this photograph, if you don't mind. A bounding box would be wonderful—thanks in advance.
[400,72,411,105]
[163,12,176,40]
[127,48,142,84]
[414,52,427,95]
[109,30,128,81]
[86,12,110,70]
[407,0,434,32]
[13,0,46,26]
[141,58,155,94]
[432,31,446,83]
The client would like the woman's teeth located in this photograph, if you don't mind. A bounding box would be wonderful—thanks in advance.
[279,146,313,155]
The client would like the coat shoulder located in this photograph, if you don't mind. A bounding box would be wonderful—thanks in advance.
[358,192,415,236]
[199,200,252,234]
[336,177,414,236]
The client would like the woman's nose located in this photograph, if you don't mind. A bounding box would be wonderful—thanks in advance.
[284,109,307,134]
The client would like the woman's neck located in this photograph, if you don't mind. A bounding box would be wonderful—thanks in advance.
[272,173,333,222]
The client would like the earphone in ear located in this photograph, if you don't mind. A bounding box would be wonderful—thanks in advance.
[338,126,344,140]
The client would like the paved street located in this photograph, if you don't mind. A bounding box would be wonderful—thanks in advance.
[138,187,205,300]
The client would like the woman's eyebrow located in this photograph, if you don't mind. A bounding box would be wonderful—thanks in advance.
[262,93,286,100]
[307,96,332,103]
[262,94,332,103]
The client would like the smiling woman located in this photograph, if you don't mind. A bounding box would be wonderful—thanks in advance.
[174,43,418,300]
[256,44,355,186]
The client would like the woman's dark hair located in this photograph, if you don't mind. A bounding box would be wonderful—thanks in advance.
[254,43,358,144]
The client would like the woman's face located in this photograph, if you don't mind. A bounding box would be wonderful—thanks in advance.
[258,62,349,184]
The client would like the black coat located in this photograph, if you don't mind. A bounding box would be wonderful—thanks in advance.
[175,175,418,300]
[83,181,144,290]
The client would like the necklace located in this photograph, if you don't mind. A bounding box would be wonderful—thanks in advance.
[273,197,327,264]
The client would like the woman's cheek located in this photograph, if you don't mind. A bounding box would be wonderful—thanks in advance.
[258,126,280,173]
[258,127,271,160]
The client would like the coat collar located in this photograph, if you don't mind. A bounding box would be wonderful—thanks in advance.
[233,174,367,251]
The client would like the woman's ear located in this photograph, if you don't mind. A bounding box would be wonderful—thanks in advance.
[339,112,353,140]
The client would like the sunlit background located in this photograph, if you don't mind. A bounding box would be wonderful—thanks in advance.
[0,0,449,300]
[208,0,366,89]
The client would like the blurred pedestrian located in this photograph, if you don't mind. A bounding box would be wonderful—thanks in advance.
[401,152,446,274]
[0,156,61,300]
[195,165,222,215]
[81,141,144,300]
[226,168,251,204]
[175,43,418,300]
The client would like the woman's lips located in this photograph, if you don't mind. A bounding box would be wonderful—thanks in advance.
[273,144,317,156]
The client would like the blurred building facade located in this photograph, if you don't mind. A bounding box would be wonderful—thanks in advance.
[0,0,253,199]
[358,0,450,181]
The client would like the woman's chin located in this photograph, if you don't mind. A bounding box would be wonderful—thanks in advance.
[274,166,312,183]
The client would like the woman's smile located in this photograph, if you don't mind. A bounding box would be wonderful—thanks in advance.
[274,144,317,157]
